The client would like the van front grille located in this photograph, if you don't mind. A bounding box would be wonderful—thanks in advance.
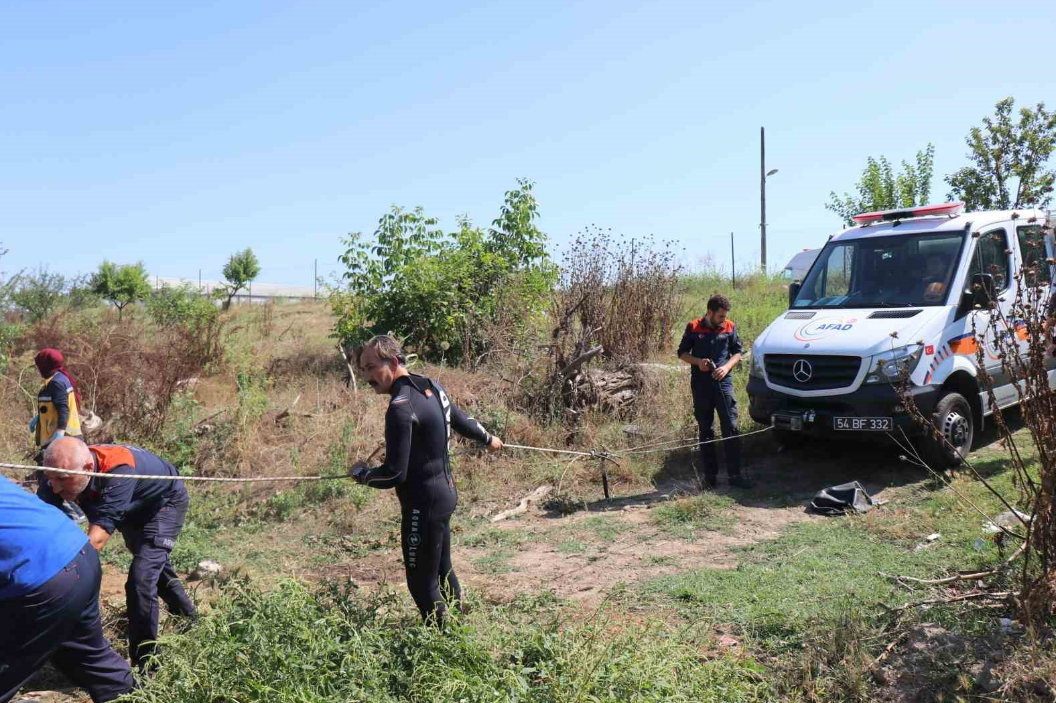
[764,354,861,390]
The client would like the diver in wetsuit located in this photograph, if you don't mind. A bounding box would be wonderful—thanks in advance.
[350,335,503,625]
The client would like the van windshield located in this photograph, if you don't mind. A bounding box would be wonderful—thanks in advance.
[792,231,965,309]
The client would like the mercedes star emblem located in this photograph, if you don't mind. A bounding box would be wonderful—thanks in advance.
[792,359,813,383]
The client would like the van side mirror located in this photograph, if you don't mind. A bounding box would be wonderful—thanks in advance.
[970,273,995,307]
[788,281,801,308]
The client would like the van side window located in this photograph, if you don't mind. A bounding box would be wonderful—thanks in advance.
[967,227,1011,291]
[1018,225,1052,287]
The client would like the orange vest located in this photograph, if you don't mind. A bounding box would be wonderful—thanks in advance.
[88,445,137,473]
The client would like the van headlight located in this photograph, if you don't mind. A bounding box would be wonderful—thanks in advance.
[749,349,764,379]
[864,344,924,384]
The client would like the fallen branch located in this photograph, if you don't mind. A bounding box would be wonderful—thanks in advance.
[879,542,1028,586]
[189,409,225,427]
[881,591,1012,613]
[491,485,553,523]
[875,632,907,665]
[277,322,296,341]
[560,345,603,379]
[338,344,359,395]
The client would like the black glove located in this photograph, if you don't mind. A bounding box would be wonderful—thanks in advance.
[351,467,370,484]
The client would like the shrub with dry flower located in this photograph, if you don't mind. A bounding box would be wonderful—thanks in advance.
[896,215,1056,624]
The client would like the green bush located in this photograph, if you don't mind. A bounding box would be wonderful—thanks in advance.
[147,285,219,328]
[332,179,557,362]
[154,393,202,474]
[263,489,304,522]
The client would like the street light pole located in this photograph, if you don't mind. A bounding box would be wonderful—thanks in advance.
[760,126,766,272]
[760,126,779,273]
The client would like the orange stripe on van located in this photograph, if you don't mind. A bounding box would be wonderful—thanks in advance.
[948,336,978,355]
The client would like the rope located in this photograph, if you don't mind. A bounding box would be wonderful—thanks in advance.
[0,462,352,482]
[2,427,771,483]
[500,443,597,458]
[615,423,696,453]
[612,425,773,456]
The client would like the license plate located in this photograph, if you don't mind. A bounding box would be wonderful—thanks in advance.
[834,417,892,431]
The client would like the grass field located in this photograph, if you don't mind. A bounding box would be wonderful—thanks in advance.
[3,282,1054,702]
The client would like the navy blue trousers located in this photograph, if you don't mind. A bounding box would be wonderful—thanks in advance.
[121,492,197,668]
[692,378,742,479]
[0,546,133,703]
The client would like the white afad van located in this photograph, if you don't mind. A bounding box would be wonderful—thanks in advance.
[747,202,1054,468]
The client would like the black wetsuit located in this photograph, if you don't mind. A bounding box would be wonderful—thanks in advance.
[358,374,491,625]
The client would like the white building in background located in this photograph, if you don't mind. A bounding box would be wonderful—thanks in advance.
[154,278,318,304]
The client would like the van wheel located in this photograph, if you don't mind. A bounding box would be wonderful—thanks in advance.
[773,429,803,450]
[921,392,974,469]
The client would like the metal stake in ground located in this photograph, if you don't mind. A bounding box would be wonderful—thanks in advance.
[592,450,618,502]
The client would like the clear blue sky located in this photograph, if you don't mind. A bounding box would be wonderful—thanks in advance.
[2,0,1053,286]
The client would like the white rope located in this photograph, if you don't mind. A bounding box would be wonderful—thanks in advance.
[500,443,596,458]
[0,462,351,482]
[2,427,772,483]
[612,425,773,456]
[614,423,697,453]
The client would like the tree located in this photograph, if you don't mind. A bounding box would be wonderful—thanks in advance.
[826,144,935,226]
[90,261,151,319]
[945,98,1056,211]
[0,243,23,373]
[333,180,557,362]
[12,266,67,322]
[221,248,261,308]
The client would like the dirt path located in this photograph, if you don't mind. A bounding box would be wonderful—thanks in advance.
[320,436,928,603]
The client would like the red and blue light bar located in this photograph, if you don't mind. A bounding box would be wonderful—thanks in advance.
[852,202,965,225]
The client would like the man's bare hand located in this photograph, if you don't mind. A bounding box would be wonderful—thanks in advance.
[698,358,713,372]
[711,364,730,381]
[486,436,504,453]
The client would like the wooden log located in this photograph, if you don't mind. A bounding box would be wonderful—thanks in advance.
[491,485,553,522]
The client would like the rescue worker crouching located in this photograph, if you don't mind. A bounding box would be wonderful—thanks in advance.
[1,475,134,703]
[678,294,754,490]
[39,438,198,670]
[349,335,503,627]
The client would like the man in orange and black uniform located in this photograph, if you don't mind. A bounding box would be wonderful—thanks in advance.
[38,438,197,670]
[678,294,753,490]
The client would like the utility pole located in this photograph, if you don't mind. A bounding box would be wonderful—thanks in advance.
[760,126,767,272]
[760,127,779,274]
[314,259,318,299]
[198,269,202,294]
[730,232,735,288]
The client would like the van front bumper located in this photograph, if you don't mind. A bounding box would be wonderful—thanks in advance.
[747,377,941,437]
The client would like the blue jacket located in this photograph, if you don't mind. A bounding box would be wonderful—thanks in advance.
[677,317,743,383]
[38,445,186,535]
[1,475,89,600]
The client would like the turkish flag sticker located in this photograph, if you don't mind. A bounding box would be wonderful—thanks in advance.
[925,345,935,355]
